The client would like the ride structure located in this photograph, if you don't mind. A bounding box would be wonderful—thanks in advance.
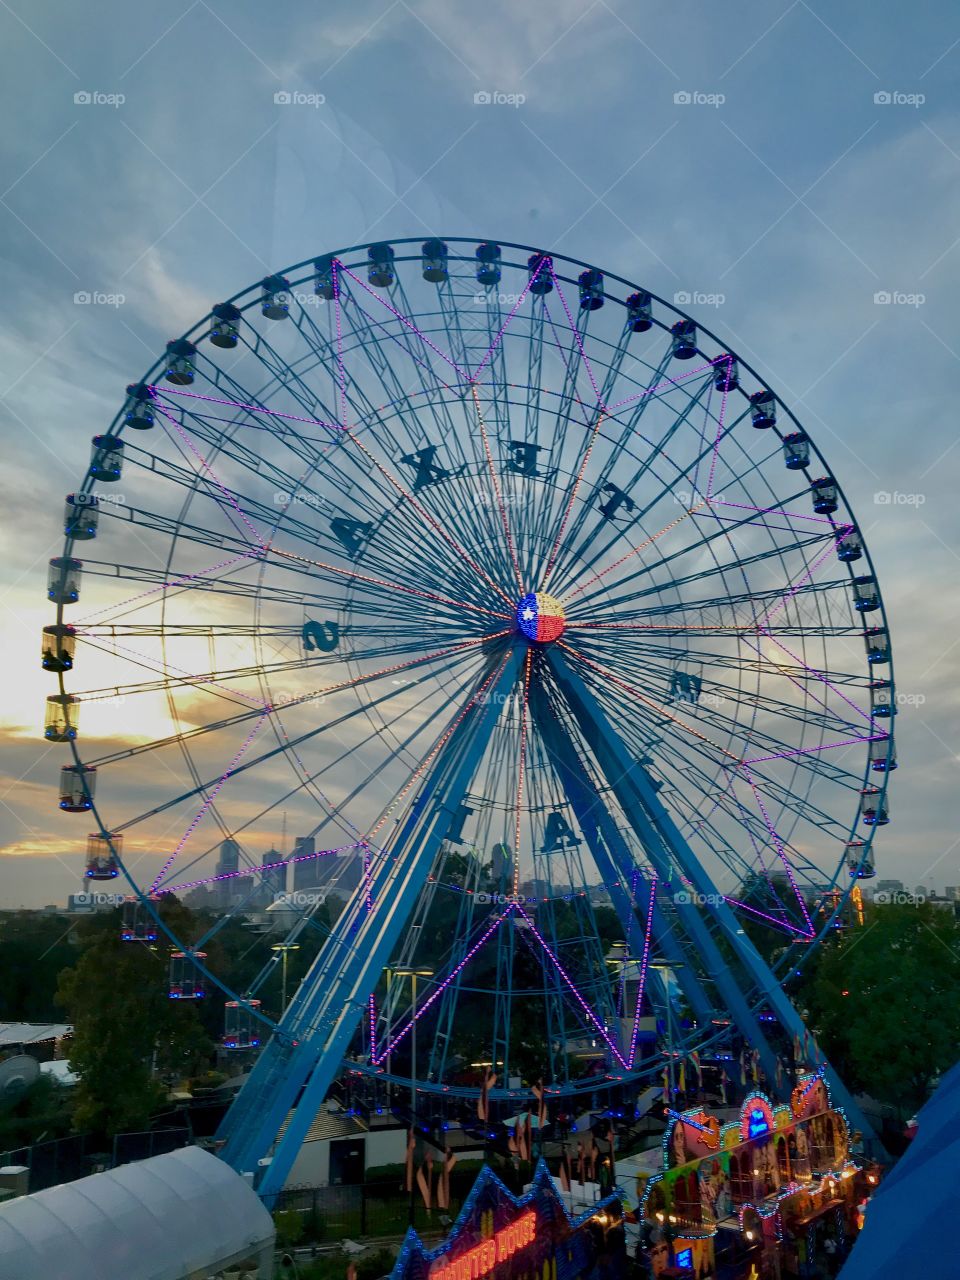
[43,240,894,1198]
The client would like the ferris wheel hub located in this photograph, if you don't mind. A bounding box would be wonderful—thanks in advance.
[516,591,566,643]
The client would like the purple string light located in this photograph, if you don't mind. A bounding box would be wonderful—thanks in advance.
[514,904,629,1070]
[74,551,259,625]
[711,498,834,526]
[743,734,883,766]
[724,897,814,939]
[373,910,513,1063]
[547,267,605,408]
[757,524,853,630]
[605,357,725,413]
[740,767,814,935]
[626,877,657,1069]
[338,263,470,383]
[470,255,549,385]
[154,402,267,550]
[757,627,872,725]
[150,385,344,433]
[158,841,363,897]
[705,356,734,502]
[150,712,268,892]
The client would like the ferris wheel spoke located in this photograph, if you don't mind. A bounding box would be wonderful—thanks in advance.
[550,369,721,592]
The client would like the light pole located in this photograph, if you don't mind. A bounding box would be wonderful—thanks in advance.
[394,967,433,1226]
[271,943,300,1014]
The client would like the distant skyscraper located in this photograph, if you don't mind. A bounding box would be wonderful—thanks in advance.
[261,848,286,899]
[874,878,903,897]
[217,838,240,878]
[292,835,316,891]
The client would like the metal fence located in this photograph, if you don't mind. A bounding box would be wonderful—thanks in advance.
[1,1125,191,1194]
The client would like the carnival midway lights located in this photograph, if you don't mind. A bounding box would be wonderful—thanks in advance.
[44,239,893,1276]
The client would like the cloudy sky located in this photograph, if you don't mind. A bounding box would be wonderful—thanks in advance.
[1,0,958,908]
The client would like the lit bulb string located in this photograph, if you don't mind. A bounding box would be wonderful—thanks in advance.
[269,544,511,620]
[337,262,472,385]
[331,258,349,428]
[155,842,365,898]
[149,713,269,893]
[470,253,551,386]
[547,265,606,409]
[757,627,872,727]
[146,384,345,434]
[146,635,507,892]
[362,646,514,846]
[756,523,855,631]
[604,356,732,414]
[71,551,261,626]
[625,877,658,1070]
[555,642,818,937]
[152,402,269,551]
[159,389,510,625]
[300,652,519,1037]
[333,423,516,611]
[512,649,533,899]
[705,355,735,502]
[559,501,709,606]
[470,386,525,595]
[513,904,630,1071]
[740,768,815,937]
[371,909,513,1063]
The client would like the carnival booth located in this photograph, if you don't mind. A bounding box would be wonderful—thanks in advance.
[390,1160,625,1280]
[637,1073,872,1278]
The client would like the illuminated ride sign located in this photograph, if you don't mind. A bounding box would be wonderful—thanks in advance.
[739,1095,775,1143]
[432,1212,537,1280]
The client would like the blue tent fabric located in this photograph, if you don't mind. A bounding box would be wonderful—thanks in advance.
[840,1068,960,1279]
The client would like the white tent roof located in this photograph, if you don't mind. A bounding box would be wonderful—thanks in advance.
[0,1145,274,1280]
[0,1023,71,1048]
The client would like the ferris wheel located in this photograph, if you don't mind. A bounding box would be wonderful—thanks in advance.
[43,238,894,1192]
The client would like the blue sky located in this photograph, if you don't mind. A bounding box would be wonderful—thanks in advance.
[1,0,958,907]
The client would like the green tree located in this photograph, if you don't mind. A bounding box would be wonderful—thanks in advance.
[805,902,960,1112]
[56,904,213,1136]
